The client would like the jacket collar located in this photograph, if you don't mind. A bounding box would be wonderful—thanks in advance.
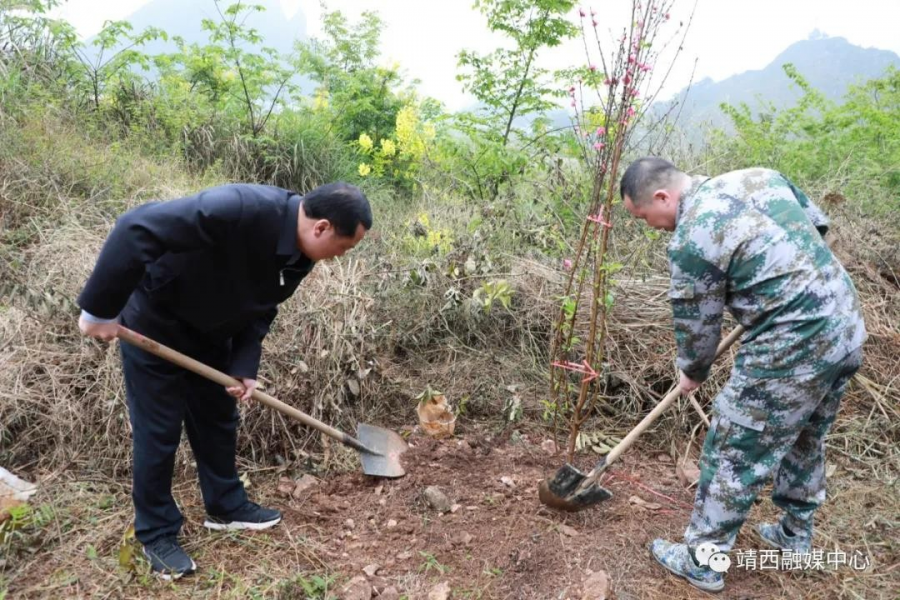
[277,194,304,261]
[676,175,711,225]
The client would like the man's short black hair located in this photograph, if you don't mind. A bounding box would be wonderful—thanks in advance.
[619,157,682,205]
[301,182,373,236]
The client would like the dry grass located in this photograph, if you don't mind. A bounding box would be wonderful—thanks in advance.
[0,196,559,471]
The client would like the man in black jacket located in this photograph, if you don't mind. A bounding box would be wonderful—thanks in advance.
[77,182,371,579]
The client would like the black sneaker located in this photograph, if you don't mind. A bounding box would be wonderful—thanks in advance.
[203,501,282,531]
[142,536,197,581]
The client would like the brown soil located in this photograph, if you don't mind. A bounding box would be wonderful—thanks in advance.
[6,427,895,599]
[283,431,806,599]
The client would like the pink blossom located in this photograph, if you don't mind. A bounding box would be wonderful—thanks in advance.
[571,100,576,107]
[593,142,605,151]
[626,106,636,117]
[589,64,597,72]
[579,7,586,17]
[665,13,670,20]
[628,54,636,64]
[590,8,596,16]
[623,74,632,85]
[592,19,598,27]
[630,88,640,97]
[563,259,573,270]
[596,126,606,136]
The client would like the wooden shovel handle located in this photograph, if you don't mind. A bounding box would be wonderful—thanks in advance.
[603,325,745,468]
[116,325,371,453]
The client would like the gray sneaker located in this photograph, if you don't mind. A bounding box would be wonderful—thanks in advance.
[757,522,812,554]
[203,501,282,531]
[142,536,197,581]
[650,539,725,593]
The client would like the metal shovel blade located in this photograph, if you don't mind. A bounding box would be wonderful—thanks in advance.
[538,462,612,512]
[356,422,408,478]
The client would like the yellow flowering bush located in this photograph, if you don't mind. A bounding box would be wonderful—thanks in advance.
[380,138,396,157]
[401,212,453,257]
[312,89,329,111]
[353,102,436,186]
[395,106,432,165]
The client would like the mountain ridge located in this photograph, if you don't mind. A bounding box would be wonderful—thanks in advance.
[668,34,899,125]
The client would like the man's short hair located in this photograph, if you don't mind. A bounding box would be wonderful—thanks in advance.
[619,157,683,206]
[302,182,373,236]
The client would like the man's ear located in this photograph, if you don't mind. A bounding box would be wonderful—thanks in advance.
[652,188,672,205]
[313,219,331,236]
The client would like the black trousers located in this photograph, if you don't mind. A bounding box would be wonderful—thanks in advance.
[119,298,248,545]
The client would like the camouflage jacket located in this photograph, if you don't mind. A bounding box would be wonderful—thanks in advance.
[668,168,867,381]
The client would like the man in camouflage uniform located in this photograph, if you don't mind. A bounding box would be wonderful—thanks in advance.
[620,157,866,592]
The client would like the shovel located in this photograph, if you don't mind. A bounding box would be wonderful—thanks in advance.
[117,326,408,478]
[538,325,744,511]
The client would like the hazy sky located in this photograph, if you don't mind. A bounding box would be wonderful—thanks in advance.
[53,0,900,111]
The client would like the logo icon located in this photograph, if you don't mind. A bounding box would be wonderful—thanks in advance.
[695,542,732,573]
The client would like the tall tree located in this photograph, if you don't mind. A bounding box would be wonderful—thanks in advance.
[457,0,577,147]
[295,10,407,143]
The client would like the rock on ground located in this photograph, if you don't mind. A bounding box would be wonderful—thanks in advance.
[340,575,373,600]
[422,486,452,513]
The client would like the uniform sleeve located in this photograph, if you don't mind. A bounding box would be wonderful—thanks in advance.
[229,307,278,380]
[667,246,727,383]
[783,175,829,237]
[77,188,245,319]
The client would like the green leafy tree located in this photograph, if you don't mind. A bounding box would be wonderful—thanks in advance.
[144,2,361,187]
[151,0,298,142]
[0,1,82,102]
[457,0,577,147]
[200,0,298,137]
[73,20,166,111]
[294,9,408,143]
[451,0,576,201]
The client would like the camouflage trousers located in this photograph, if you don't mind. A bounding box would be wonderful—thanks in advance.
[684,346,863,552]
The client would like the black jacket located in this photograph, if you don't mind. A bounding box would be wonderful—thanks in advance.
[77,184,314,379]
